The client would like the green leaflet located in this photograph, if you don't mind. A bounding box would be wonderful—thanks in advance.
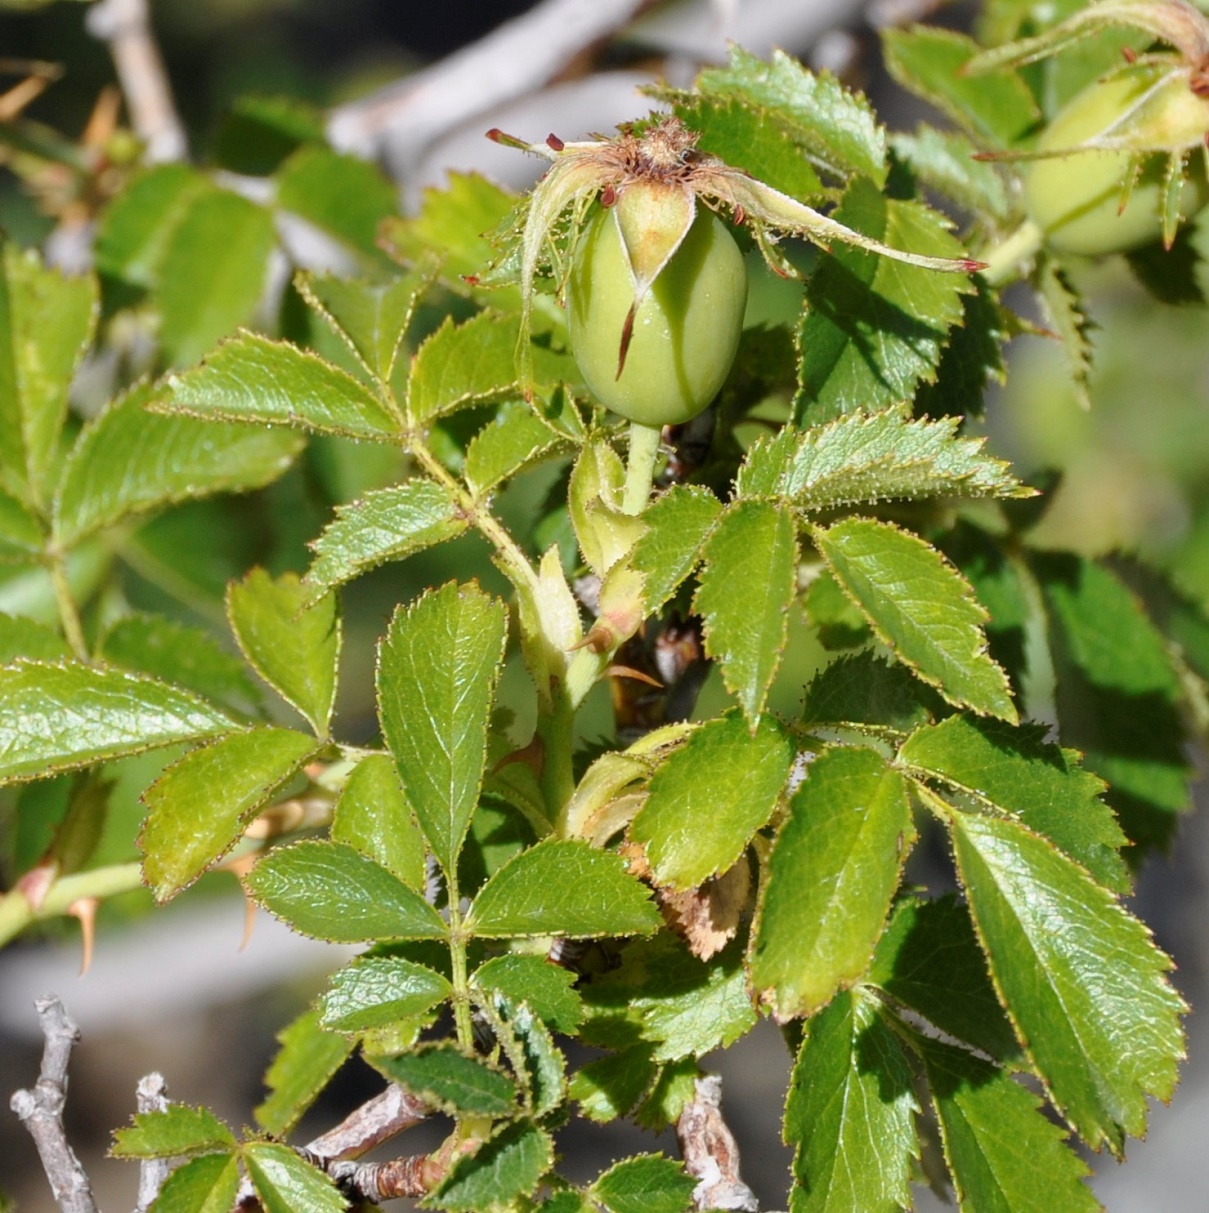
[589,1154,696,1213]
[407,311,516,424]
[629,484,722,615]
[784,989,917,1213]
[140,726,318,901]
[947,809,1185,1153]
[464,399,568,498]
[0,662,237,784]
[815,517,1017,722]
[376,581,507,876]
[1034,551,1190,851]
[794,180,972,423]
[869,896,1022,1066]
[227,569,340,737]
[433,1121,553,1210]
[691,45,887,184]
[735,405,1025,510]
[900,713,1129,892]
[0,241,97,508]
[276,145,398,268]
[378,1044,518,1118]
[466,839,661,940]
[749,746,913,1021]
[890,127,1013,222]
[914,1033,1099,1213]
[881,26,1039,147]
[297,264,435,385]
[472,954,584,1034]
[254,1007,355,1137]
[166,331,400,440]
[630,711,793,889]
[304,479,468,597]
[145,1152,240,1213]
[669,95,824,203]
[802,651,936,738]
[331,752,426,891]
[569,1046,658,1123]
[243,1141,345,1213]
[94,162,209,291]
[320,956,452,1031]
[99,614,264,720]
[157,188,276,367]
[0,612,73,664]
[55,381,303,547]
[578,934,756,1062]
[694,499,797,723]
[479,991,566,1120]
[111,1104,234,1158]
[246,840,447,942]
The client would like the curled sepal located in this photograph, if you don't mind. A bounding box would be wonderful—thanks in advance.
[706,171,985,274]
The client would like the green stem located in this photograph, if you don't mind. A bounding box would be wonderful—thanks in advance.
[47,551,88,661]
[622,421,662,516]
[977,219,1044,288]
[445,872,476,1051]
[0,862,144,948]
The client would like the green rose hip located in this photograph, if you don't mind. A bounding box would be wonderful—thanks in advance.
[567,183,748,426]
[1023,65,1209,256]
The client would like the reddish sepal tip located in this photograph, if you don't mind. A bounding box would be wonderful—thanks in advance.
[546,133,565,151]
[485,127,504,142]
[961,259,989,272]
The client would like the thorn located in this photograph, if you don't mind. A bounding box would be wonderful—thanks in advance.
[569,624,614,654]
[732,204,745,226]
[1122,46,1138,63]
[616,303,637,379]
[601,183,617,208]
[546,132,565,152]
[462,274,481,285]
[604,664,663,688]
[222,854,260,951]
[68,898,98,976]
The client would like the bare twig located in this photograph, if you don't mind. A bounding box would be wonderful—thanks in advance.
[86,0,187,162]
[303,1082,429,1161]
[134,1072,169,1213]
[676,1073,759,1212]
[326,0,651,175]
[9,996,99,1213]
